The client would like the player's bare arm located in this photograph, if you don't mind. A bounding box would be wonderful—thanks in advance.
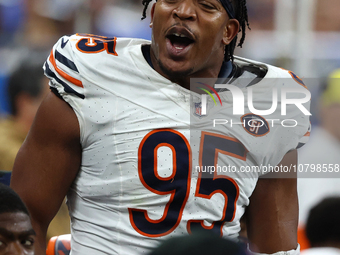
[10,91,81,255]
[247,149,299,254]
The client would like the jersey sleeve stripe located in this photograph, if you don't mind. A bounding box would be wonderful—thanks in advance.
[55,50,79,72]
[49,49,83,88]
[296,142,306,149]
[44,62,85,99]
[296,131,310,149]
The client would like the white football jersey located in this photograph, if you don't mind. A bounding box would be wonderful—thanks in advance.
[44,34,310,255]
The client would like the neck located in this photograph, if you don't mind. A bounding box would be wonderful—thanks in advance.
[148,46,224,90]
[158,65,222,90]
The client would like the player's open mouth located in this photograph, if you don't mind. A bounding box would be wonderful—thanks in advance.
[165,27,195,57]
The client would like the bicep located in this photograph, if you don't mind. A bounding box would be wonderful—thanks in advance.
[10,91,81,227]
[246,149,298,254]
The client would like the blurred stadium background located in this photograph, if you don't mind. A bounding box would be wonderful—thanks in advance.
[0,0,339,120]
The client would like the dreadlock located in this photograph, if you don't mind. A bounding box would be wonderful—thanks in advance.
[141,0,152,20]
[141,0,250,62]
[225,0,250,62]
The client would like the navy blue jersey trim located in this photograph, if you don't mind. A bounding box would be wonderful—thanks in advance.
[55,50,79,72]
[296,143,305,149]
[44,62,85,99]
[218,61,233,78]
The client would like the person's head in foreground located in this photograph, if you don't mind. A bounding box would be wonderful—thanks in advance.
[147,231,249,255]
[0,183,36,255]
[305,196,340,249]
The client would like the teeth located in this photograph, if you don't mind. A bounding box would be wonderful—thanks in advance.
[173,33,186,38]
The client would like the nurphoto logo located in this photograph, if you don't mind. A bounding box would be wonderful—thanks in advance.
[200,84,311,116]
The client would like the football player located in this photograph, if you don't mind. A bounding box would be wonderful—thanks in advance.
[0,183,36,255]
[11,0,310,254]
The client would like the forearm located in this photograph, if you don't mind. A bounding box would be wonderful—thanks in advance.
[247,150,299,253]
[250,244,300,255]
[247,179,298,253]
[32,218,48,255]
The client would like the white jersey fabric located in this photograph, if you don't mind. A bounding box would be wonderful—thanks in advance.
[44,34,310,255]
[301,247,340,255]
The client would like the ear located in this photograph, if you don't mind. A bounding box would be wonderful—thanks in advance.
[150,3,157,28]
[222,19,240,45]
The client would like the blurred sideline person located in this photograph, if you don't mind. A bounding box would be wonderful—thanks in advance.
[0,63,70,242]
[0,63,49,171]
[147,231,249,255]
[0,183,36,255]
[298,69,340,226]
[11,0,310,254]
[301,197,340,255]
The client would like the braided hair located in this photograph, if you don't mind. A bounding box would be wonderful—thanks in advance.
[0,183,30,216]
[226,0,250,61]
[141,0,250,62]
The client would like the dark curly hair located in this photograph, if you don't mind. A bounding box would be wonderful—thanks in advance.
[0,183,30,216]
[306,197,340,247]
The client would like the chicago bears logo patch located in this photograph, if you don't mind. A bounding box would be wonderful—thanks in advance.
[241,114,270,137]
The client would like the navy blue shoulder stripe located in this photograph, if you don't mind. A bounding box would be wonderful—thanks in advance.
[296,143,306,149]
[44,62,85,99]
[55,50,79,72]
